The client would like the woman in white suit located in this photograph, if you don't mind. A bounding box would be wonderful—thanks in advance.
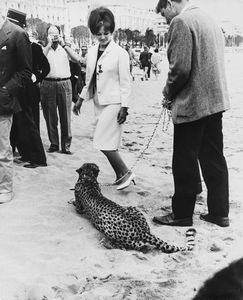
[73,7,135,190]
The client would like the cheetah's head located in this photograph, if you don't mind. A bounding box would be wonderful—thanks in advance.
[76,163,100,179]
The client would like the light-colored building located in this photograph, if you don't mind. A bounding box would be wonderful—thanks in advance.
[66,0,90,29]
[0,0,68,32]
[109,5,155,34]
[153,15,168,35]
[89,1,156,34]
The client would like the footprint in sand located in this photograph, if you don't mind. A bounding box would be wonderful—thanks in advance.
[136,191,150,197]
[124,142,137,147]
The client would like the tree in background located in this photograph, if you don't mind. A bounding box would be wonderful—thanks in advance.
[113,28,127,45]
[125,29,133,43]
[144,28,156,47]
[132,30,143,47]
[26,18,51,45]
[26,17,42,32]
[71,25,90,48]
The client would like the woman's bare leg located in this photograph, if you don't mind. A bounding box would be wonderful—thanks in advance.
[101,150,130,182]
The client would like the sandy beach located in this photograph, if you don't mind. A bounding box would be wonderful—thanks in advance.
[0,49,242,299]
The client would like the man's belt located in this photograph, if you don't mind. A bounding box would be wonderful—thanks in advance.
[44,77,70,82]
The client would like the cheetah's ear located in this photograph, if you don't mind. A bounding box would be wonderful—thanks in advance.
[76,167,83,175]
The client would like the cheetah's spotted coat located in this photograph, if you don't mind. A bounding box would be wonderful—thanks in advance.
[74,163,196,253]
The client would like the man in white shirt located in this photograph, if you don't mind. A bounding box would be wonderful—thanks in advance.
[79,45,87,87]
[41,25,79,154]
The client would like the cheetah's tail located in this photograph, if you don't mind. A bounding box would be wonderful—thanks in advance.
[145,228,196,253]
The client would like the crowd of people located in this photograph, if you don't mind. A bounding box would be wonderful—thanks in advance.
[0,0,230,230]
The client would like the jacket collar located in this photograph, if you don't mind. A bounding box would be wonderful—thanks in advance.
[0,20,12,48]
[180,4,198,14]
[97,40,116,60]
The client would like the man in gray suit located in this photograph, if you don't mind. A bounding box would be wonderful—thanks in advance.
[0,13,32,203]
[153,0,230,227]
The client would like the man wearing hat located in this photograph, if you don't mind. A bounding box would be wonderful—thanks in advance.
[0,9,32,203]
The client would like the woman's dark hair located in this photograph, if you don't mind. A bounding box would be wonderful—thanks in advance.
[88,7,115,35]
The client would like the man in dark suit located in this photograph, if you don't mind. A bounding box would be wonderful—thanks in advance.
[152,0,230,227]
[30,37,50,130]
[0,13,32,203]
[8,9,49,169]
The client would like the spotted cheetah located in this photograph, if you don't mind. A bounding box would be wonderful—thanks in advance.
[73,163,196,253]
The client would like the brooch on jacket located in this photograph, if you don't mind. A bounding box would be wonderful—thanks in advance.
[96,64,103,80]
[98,64,103,74]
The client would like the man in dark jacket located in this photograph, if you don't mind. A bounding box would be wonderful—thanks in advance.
[8,9,49,169]
[139,45,151,81]
[30,39,50,130]
[0,14,32,203]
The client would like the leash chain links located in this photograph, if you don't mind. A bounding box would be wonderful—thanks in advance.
[101,98,172,187]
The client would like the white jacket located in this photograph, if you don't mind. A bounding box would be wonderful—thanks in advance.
[80,40,132,107]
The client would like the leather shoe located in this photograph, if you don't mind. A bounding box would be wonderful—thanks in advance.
[152,213,193,226]
[61,150,72,155]
[14,157,29,164]
[47,147,59,153]
[24,163,47,168]
[200,213,229,227]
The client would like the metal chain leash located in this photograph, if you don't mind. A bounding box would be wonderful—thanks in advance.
[101,98,172,187]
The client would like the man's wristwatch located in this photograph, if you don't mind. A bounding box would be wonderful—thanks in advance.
[62,42,71,48]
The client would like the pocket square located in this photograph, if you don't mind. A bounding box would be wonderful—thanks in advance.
[1,46,7,50]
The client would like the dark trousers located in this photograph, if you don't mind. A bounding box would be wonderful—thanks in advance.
[10,85,46,165]
[147,64,151,78]
[31,85,41,132]
[172,112,229,219]
[40,79,72,152]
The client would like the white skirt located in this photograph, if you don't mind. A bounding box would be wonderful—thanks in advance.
[93,93,122,151]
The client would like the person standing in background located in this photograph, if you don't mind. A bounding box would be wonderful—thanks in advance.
[125,43,136,81]
[151,48,162,79]
[0,10,32,203]
[7,9,49,169]
[41,25,79,154]
[139,46,151,81]
[79,45,87,88]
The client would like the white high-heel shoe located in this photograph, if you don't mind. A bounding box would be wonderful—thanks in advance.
[117,172,136,191]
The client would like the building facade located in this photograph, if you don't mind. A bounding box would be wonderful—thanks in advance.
[88,0,156,34]
[0,0,68,31]
[66,0,89,29]
[108,5,155,34]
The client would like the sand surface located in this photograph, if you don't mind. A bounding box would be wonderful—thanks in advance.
[0,49,242,299]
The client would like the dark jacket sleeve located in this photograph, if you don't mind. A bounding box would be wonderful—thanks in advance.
[32,43,50,84]
[163,17,193,101]
[5,30,32,97]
